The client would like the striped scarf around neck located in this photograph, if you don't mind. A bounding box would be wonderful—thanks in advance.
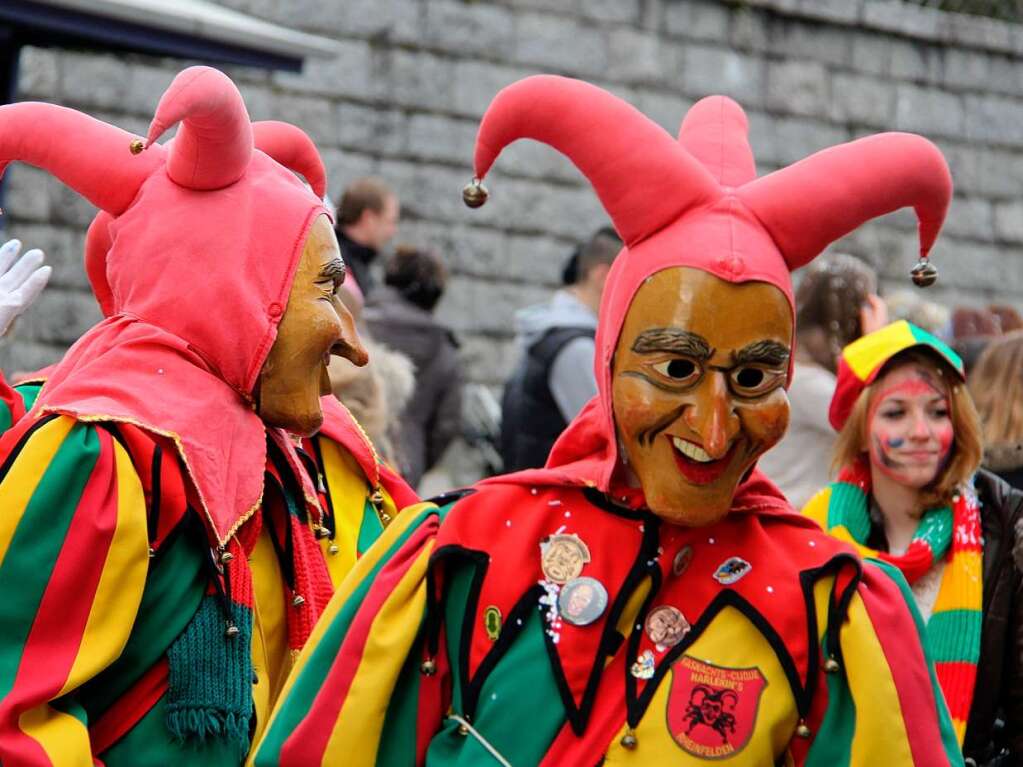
[808,459,983,744]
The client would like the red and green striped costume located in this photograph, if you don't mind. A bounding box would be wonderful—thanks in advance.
[0,380,411,765]
[253,478,963,766]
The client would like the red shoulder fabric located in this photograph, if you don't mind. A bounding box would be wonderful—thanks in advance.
[316,395,419,510]
[0,67,332,545]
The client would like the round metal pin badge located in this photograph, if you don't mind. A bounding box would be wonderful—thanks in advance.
[557,576,608,626]
[540,532,591,584]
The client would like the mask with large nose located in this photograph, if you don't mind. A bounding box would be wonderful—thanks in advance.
[612,266,793,526]
[256,215,368,436]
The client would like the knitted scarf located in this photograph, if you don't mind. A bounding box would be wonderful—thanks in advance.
[812,460,982,743]
[165,436,334,748]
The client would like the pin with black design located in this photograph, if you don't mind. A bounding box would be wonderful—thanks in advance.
[713,556,751,585]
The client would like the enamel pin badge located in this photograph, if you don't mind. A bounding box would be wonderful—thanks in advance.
[713,557,751,585]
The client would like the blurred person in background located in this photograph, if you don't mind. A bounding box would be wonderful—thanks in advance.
[499,225,621,471]
[885,288,952,338]
[989,304,1023,335]
[333,176,400,295]
[759,252,886,507]
[952,305,1001,375]
[363,245,463,487]
[804,321,1023,764]
[970,331,1023,490]
[327,276,415,469]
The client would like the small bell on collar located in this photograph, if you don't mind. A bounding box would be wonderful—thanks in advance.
[620,728,638,749]
[129,138,145,155]
[420,657,437,676]
[910,256,938,287]
[462,177,489,208]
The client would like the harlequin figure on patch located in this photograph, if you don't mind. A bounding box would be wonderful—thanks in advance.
[0,66,415,766]
[252,76,963,766]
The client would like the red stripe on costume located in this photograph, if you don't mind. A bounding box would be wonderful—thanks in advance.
[859,569,949,765]
[935,661,975,722]
[278,521,436,765]
[416,626,451,765]
[0,429,118,762]
[89,659,168,755]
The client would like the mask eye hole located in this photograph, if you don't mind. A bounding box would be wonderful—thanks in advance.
[735,368,764,388]
[729,366,784,397]
[651,358,698,382]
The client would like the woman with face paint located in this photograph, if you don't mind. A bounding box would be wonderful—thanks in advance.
[254,78,964,766]
[804,320,1023,764]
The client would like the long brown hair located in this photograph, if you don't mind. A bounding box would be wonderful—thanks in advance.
[969,330,1023,447]
[832,349,983,511]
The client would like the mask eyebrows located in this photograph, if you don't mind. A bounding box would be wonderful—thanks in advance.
[731,340,790,368]
[319,257,347,284]
[631,328,713,360]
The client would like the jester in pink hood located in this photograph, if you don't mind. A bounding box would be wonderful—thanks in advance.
[254,76,964,767]
[0,66,415,766]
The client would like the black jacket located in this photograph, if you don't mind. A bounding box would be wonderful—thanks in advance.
[363,286,462,487]
[963,469,1023,766]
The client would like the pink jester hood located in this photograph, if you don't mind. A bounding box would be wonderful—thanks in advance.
[0,67,332,543]
[471,75,952,497]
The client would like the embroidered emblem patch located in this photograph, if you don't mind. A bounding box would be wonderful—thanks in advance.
[666,656,767,759]
[557,576,608,626]
[484,606,502,641]
[673,544,694,577]
[645,605,690,651]
[540,532,591,584]
[713,556,751,585]
[630,649,655,679]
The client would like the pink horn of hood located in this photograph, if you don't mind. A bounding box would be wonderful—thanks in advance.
[85,210,116,317]
[736,132,952,271]
[146,66,253,190]
[473,75,722,247]
[252,120,327,198]
[677,95,757,188]
[0,103,163,214]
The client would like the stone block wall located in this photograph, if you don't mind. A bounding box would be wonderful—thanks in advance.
[2,0,1022,480]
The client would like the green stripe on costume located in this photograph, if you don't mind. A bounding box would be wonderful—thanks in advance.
[77,515,207,719]
[927,610,982,664]
[357,498,385,555]
[253,504,438,762]
[377,634,425,766]
[427,595,566,767]
[16,383,43,413]
[0,422,100,699]
[804,653,854,767]
[868,559,961,766]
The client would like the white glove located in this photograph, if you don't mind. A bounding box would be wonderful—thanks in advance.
[0,239,51,338]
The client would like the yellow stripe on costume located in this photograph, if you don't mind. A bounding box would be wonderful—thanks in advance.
[842,592,915,765]
[611,576,652,668]
[321,541,435,767]
[0,416,75,564]
[257,501,437,738]
[59,439,149,695]
[318,439,369,583]
[18,705,91,767]
[931,550,982,613]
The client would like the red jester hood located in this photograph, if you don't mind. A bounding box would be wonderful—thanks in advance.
[0,67,332,543]
[473,75,952,507]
